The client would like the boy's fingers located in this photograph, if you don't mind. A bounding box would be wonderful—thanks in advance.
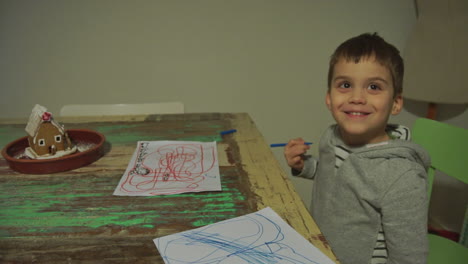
[286,138,305,147]
[284,137,310,171]
[286,156,298,166]
[286,138,310,152]
[292,155,303,164]
[285,149,306,168]
[289,156,304,171]
[285,144,308,156]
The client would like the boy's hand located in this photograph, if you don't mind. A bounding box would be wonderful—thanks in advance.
[284,138,310,172]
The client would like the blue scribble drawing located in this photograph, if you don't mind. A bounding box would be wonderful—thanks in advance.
[154,207,334,264]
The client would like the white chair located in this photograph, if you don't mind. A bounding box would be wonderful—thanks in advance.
[59,102,184,117]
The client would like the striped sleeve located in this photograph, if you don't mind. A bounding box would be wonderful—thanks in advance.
[334,145,351,169]
[371,227,388,264]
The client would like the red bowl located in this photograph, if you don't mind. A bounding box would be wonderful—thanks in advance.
[1,129,106,174]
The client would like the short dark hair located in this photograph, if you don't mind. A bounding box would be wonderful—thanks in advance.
[327,33,404,97]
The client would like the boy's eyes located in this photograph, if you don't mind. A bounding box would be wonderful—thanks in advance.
[368,84,381,90]
[337,82,382,91]
[335,81,385,92]
[339,82,351,88]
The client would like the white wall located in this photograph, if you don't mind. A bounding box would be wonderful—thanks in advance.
[1,0,467,231]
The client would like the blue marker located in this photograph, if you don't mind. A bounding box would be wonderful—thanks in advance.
[270,142,312,148]
[220,129,237,135]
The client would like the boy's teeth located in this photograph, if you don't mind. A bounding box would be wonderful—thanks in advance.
[349,112,364,115]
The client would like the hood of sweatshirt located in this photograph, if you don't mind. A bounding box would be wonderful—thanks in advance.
[331,123,431,172]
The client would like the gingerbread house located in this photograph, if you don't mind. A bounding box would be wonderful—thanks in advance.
[25,104,77,159]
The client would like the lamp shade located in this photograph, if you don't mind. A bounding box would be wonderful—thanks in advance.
[403,0,468,104]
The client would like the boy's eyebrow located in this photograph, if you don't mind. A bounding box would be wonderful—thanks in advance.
[332,75,389,84]
[332,75,350,82]
[367,77,389,84]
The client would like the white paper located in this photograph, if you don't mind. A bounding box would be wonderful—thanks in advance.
[154,207,335,264]
[114,141,221,196]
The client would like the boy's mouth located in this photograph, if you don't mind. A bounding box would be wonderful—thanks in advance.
[344,111,370,117]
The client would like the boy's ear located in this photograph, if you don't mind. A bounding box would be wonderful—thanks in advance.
[391,94,403,115]
[325,92,332,111]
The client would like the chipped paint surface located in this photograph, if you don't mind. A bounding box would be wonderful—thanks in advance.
[1,116,252,241]
[0,114,339,263]
[0,176,246,233]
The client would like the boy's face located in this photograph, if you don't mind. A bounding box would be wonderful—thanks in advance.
[326,57,402,145]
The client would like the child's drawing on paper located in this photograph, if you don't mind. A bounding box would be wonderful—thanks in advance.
[154,207,335,264]
[114,141,221,196]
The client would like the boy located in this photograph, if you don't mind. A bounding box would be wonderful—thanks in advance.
[284,33,430,264]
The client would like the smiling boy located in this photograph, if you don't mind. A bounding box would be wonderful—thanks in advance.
[285,33,430,264]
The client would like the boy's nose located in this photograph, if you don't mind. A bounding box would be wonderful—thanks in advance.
[348,88,366,104]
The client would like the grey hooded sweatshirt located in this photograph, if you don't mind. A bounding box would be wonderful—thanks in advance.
[294,124,430,264]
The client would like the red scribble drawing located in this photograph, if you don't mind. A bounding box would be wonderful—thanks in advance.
[114,141,221,196]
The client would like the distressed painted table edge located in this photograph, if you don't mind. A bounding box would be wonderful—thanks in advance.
[231,113,339,263]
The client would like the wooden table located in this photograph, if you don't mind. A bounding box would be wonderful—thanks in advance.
[0,113,338,263]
